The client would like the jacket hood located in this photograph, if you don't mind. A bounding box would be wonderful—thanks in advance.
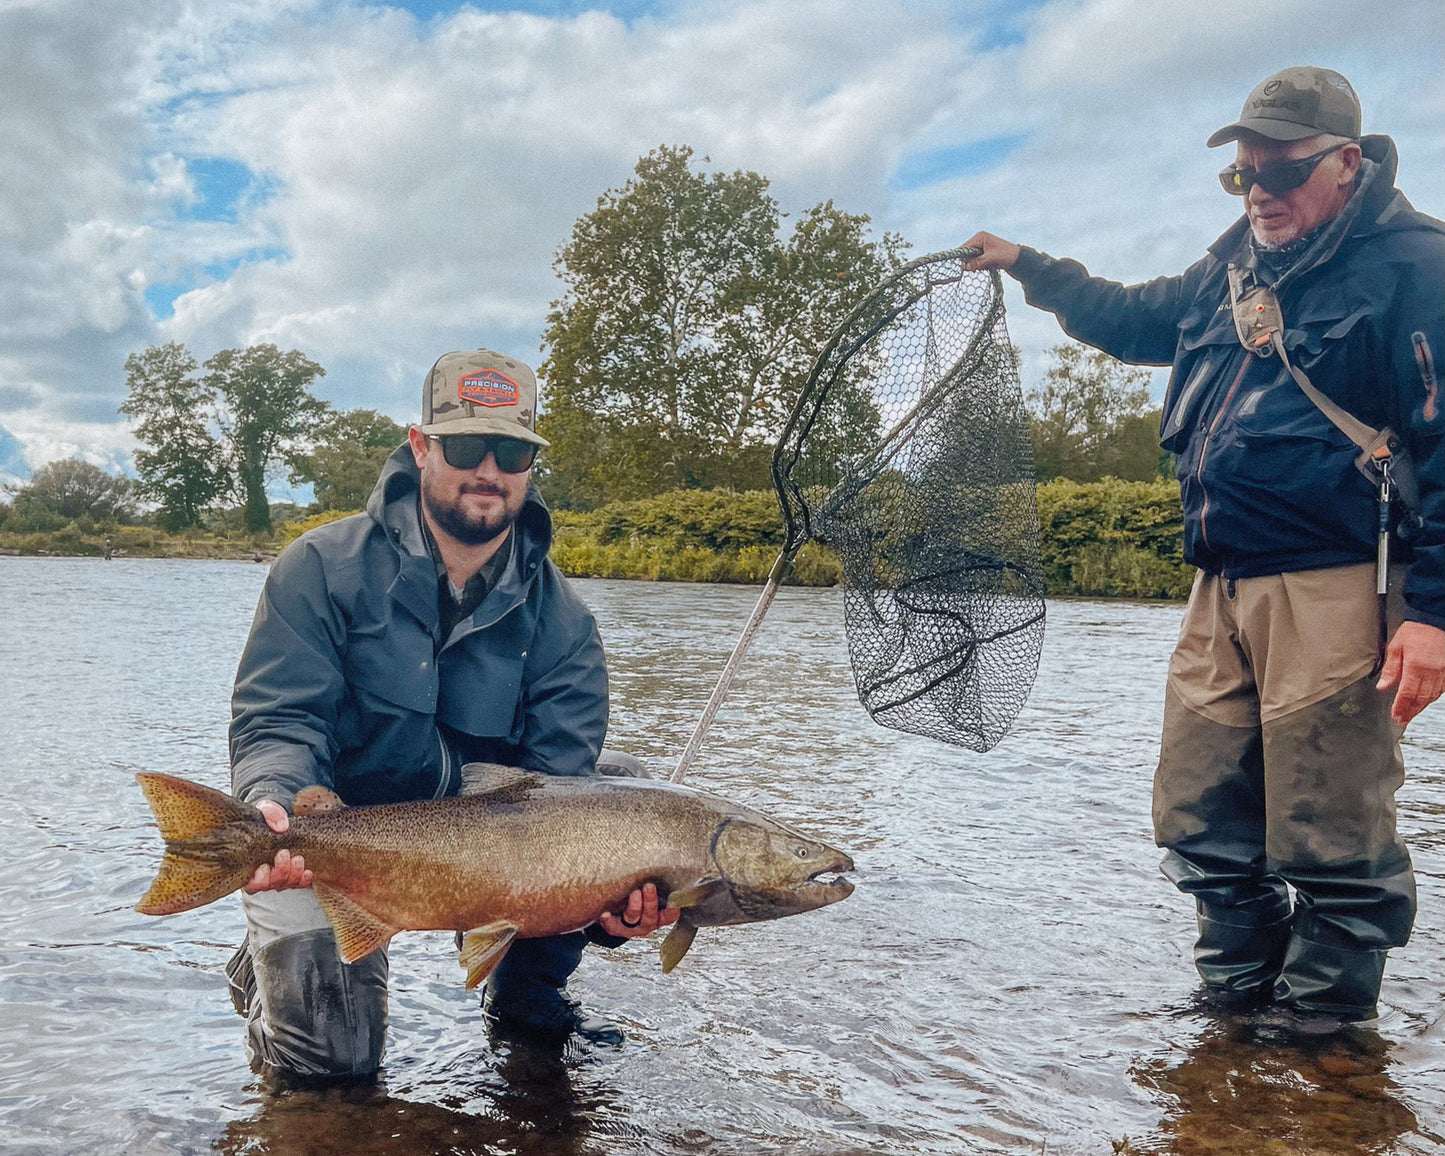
[365,442,555,568]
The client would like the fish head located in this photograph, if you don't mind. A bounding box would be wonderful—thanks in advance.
[710,818,855,923]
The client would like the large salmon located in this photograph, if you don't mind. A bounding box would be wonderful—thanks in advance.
[135,763,854,987]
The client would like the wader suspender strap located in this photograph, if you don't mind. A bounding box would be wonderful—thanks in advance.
[1227,264,1423,673]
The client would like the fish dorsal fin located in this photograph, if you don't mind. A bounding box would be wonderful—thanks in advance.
[666,876,725,910]
[293,785,347,815]
[458,920,520,989]
[659,916,698,974]
[313,882,397,963]
[459,762,544,802]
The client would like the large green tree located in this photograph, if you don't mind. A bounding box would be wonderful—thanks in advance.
[205,344,327,532]
[290,407,407,511]
[538,144,904,509]
[119,341,226,530]
[4,458,136,528]
[1027,341,1167,482]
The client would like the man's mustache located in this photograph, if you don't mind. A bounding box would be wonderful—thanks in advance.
[459,484,506,497]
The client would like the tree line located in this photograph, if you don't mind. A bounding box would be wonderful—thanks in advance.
[3,145,1170,540]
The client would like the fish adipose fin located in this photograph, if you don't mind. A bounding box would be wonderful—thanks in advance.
[134,773,268,916]
[459,763,544,802]
[459,920,520,989]
[659,917,698,974]
[314,882,399,963]
[293,785,347,814]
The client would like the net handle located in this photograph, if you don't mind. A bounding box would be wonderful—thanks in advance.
[670,547,794,783]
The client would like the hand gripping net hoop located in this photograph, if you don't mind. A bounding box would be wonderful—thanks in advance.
[672,247,1045,782]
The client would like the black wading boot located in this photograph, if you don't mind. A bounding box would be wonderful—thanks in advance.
[1193,904,1292,1011]
[482,932,624,1047]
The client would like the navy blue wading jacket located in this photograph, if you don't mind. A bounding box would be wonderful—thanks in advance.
[1009,135,1445,630]
[230,444,608,808]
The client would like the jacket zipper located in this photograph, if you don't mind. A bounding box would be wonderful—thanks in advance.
[1195,355,1253,552]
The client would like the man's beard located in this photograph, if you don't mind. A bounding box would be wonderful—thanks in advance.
[421,474,520,546]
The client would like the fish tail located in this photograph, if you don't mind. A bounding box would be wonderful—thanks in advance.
[134,773,271,915]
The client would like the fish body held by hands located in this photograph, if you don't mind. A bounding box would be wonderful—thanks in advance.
[134,764,854,988]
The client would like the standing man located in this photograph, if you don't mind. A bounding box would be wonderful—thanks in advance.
[227,348,672,1079]
[964,67,1444,1024]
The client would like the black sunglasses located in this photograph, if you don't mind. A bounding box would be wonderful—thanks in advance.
[427,434,538,474]
[1218,142,1349,197]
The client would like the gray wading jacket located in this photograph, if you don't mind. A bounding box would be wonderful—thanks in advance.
[1009,135,1445,629]
[230,444,608,808]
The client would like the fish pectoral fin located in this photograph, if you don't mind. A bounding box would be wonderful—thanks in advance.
[313,882,398,964]
[458,921,520,989]
[292,785,347,815]
[659,917,698,974]
[458,762,544,802]
[665,876,724,910]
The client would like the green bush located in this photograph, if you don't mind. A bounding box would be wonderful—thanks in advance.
[1036,477,1191,599]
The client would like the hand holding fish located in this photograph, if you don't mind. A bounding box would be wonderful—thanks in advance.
[243,800,313,894]
[597,881,679,939]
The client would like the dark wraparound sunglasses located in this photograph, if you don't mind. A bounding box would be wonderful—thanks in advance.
[1218,142,1349,197]
[427,434,538,474]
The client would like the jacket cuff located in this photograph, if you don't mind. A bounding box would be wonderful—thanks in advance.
[1008,246,1054,285]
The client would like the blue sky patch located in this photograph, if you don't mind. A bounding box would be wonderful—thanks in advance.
[185,157,264,223]
[144,249,288,321]
[890,134,1029,191]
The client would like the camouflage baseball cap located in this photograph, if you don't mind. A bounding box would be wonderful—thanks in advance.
[418,349,548,447]
[1207,66,1361,147]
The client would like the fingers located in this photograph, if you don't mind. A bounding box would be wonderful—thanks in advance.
[255,798,290,834]
[1379,622,1445,729]
[597,883,680,939]
[243,800,313,893]
[961,232,1021,273]
[242,848,314,894]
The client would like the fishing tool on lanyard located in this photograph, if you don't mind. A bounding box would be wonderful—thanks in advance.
[672,247,1046,783]
[1228,264,1424,674]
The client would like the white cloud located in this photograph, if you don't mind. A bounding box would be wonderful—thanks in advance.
[1,0,1441,477]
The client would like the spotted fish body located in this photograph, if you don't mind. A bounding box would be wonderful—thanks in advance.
[135,764,854,987]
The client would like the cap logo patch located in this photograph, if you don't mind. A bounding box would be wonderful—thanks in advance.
[458,369,520,408]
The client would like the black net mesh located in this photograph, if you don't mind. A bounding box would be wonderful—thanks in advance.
[772,247,1045,751]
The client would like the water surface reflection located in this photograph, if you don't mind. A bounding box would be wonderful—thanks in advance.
[1,560,1443,1154]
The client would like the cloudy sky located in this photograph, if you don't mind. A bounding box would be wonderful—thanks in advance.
[2,0,1441,485]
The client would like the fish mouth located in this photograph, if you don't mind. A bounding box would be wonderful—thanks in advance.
[804,852,855,903]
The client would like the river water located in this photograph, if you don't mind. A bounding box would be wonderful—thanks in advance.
[1,556,1443,1156]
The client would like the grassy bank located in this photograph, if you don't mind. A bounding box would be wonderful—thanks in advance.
[1,479,1195,600]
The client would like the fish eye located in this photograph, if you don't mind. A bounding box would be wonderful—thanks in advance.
[794,846,811,859]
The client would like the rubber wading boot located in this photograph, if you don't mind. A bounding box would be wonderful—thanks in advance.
[1273,935,1387,1023]
[483,932,624,1047]
[1195,911,1292,1007]
[238,931,389,1078]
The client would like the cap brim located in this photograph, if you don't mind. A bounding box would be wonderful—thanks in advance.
[417,418,549,447]
[1207,118,1323,148]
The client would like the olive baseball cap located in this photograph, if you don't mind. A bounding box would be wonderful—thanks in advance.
[1207,66,1361,148]
[418,349,549,447]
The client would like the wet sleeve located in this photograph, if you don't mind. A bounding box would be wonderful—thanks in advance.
[512,569,609,777]
[229,540,347,808]
[1393,240,1445,629]
[1010,247,1200,366]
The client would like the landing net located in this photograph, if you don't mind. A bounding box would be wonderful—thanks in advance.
[775,246,1045,751]
[672,247,1044,781]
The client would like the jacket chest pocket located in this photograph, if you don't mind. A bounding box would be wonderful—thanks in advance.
[437,650,526,740]
[344,629,439,713]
